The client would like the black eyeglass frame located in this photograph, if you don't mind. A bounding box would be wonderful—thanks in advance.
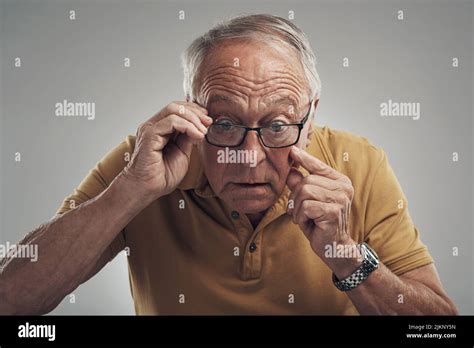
[204,99,313,149]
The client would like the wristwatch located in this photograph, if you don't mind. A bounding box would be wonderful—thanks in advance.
[332,242,379,292]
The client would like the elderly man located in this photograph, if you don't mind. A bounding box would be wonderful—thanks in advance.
[0,14,457,315]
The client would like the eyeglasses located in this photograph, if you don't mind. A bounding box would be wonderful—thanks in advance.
[204,100,313,148]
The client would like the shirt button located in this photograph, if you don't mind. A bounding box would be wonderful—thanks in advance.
[249,242,257,253]
[231,211,240,220]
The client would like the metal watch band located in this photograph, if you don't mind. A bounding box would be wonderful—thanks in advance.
[332,243,379,292]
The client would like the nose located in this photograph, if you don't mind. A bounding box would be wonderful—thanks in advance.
[239,129,266,167]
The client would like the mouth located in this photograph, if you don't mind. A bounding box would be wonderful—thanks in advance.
[227,182,271,195]
[230,181,270,187]
[233,182,267,187]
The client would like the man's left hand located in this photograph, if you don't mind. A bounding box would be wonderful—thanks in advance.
[286,146,357,266]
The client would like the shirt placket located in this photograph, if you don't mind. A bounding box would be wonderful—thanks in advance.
[229,203,287,281]
[231,209,261,280]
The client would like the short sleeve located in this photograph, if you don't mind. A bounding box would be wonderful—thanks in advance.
[363,149,434,276]
[55,135,136,260]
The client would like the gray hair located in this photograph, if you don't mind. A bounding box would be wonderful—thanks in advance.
[181,14,322,102]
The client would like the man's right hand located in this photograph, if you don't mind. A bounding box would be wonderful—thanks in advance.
[121,101,212,200]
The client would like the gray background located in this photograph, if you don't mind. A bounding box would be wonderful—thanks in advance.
[0,0,472,314]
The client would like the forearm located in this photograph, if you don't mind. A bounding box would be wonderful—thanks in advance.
[326,249,457,315]
[0,173,153,315]
[344,263,456,315]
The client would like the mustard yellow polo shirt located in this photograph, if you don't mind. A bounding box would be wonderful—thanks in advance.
[56,125,433,315]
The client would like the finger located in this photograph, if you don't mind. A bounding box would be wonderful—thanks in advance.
[292,185,348,217]
[345,201,351,235]
[286,167,305,191]
[183,102,213,126]
[137,122,171,152]
[189,100,210,115]
[300,174,344,191]
[295,200,310,227]
[168,104,210,134]
[156,115,205,141]
[182,107,209,134]
[286,168,304,213]
[340,206,345,238]
[150,102,211,127]
[294,200,332,232]
[290,146,343,180]
[295,200,340,225]
[293,204,312,240]
[187,101,209,116]
[288,175,349,214]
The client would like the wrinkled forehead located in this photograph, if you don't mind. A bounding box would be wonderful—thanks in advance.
[195,39,310,111]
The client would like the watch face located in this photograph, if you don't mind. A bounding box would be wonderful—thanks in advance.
[368,247,379,266]
[362,243,375,256]
[363,243,379,267]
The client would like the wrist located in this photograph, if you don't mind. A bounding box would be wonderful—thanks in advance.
[321,239,364,280]
[107,172,160,214]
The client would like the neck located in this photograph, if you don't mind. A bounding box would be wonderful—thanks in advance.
[246,212,266,229]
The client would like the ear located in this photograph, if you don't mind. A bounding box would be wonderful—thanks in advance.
[305,98,319,146]
[312,98,320,112]
[306,123,314,147]
[313,98,319,111]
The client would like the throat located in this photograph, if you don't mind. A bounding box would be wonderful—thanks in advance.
[246,212,266,229]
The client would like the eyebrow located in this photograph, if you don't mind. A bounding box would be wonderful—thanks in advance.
[207,95,238,106]
[269,96,299,109]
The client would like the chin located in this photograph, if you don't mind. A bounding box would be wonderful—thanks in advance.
[226,195,276,214]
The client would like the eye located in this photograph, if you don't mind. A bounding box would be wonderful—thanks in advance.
[213,119,235,131]
[268,120,288,132]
